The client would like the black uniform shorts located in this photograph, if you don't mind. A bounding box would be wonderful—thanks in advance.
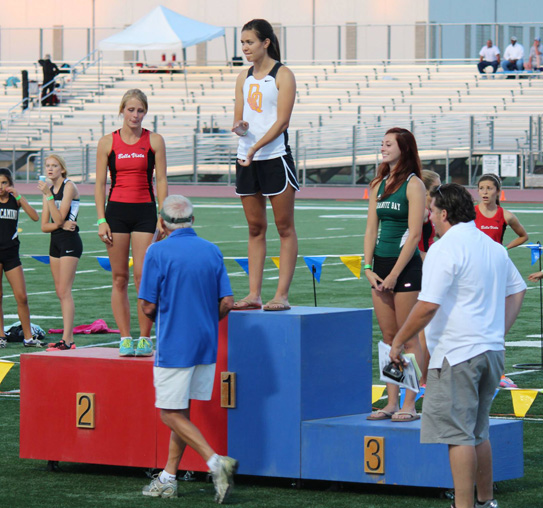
[236,152,299,197]
[105,201,157,234]
[372,254,422,293]
[49,231,83,258]
[0,244,21,272]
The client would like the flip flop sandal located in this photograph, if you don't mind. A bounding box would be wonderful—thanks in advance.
[233,298,262,310]
[391,411,420,422]
[366,410,394,421]
[263,299,291,311]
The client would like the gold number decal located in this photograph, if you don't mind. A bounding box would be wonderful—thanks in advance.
[364,436,384,474]
[220,372,236,408]
[76,393,95,429]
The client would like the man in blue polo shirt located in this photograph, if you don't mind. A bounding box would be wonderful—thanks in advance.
[138,195,236,503]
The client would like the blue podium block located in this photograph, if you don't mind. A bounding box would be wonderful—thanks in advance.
[228,307,372,478]
[301,415,523,487]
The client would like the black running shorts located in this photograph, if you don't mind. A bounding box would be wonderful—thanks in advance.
[105,201,157,234]
[49,231,83,258]
[236,152,300,196]
[0,244,21,272]
[371,254,422,293]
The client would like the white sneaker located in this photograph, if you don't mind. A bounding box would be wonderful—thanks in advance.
[211,456,238,504]
[23,336,42,347]
[142,474,178,498]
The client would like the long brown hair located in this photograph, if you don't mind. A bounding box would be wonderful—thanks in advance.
[371,127,422,201]
[477,172,502,206]
[242,19,281,62]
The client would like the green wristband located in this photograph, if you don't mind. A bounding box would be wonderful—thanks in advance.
[14,195,21,201]
[46,195,54,201]
[97,218,107,225]
[504,245,509,251]
[363,264,372,270]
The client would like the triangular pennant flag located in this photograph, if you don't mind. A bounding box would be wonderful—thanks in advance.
[372,385,386,404]
[234,258,249,275]
[415,386,425,402]
[0,361,14,385]
[96,256,112,272]
[31,255,50,265]
[530,244,542,265]
[128,257,134,268]
[399,387,406,408]
[303,256,326,283]
[511,389,539,417]
[271,257,280,269]
[340,255,362,279]
[492,388,499,401]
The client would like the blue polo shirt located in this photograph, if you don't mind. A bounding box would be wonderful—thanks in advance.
[139,228,233,368]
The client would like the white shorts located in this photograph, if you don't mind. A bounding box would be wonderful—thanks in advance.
[154,364,216,410]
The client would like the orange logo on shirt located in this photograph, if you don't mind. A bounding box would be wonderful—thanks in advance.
[247,84,263,113]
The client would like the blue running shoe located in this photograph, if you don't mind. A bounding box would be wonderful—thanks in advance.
[135,337,153,357]
[119,337,135,357]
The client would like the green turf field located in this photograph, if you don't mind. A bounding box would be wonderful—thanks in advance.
[1,195,542,507]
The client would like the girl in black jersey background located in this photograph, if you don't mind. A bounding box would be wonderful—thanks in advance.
[0,168,40,347]
[38,154,82,351]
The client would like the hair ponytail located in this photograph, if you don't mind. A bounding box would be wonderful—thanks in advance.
[242,19,281,62]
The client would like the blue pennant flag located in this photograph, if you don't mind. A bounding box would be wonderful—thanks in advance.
[31,255,50,265]
[399,387,406,408]
[97,256,112,272]
[303,256,326,283]
[492,388,500,401]
[528,243,542,265]
[415,386,425,402]
[234,258,249,275]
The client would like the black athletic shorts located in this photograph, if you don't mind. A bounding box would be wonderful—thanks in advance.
[372,253,422,293]
[236,152,300,196]
[105,201,157,234]
[0,245,21,272]
[49,231,83,258]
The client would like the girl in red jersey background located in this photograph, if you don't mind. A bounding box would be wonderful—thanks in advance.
[95,89,167,357]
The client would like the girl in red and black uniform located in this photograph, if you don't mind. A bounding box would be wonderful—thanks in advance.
[418,170,441,261]
[38,154,82,351]
[95,89,167,357]
[0,168,40,347]
[475,172,528,388]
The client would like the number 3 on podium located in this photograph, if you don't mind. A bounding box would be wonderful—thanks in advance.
[364,436,384,474]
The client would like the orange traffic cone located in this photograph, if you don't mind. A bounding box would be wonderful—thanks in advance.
[363,188,369,200]
[500,190,506,201]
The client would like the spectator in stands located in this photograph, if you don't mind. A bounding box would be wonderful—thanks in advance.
[502,36,525,71]
[477,39,501,74]
[38,54,59,106]
[524,36,542,71]
[95,89,168,358]
[232,19,299,312]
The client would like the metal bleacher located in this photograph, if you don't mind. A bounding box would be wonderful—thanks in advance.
[0,61,541,184]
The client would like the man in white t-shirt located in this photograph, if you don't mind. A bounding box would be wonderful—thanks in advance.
[502,36,525,71]
[389,183,526,508]
[478,39,501,74]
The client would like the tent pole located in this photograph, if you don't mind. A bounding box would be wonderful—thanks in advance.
[223,34,229,66]
[183,48,188,98]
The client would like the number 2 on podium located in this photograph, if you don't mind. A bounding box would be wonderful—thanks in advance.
[76,393,95,429]
[364,436,384,474]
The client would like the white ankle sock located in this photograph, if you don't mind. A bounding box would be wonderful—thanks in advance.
[206,453,220,473]
[120,336,132,344]
[159,470,176,483]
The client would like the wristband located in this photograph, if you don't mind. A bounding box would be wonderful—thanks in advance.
[504,245,509,251]
[46,195,54,201]
[363,264,372,270]
[15,195,21,201]
[97,218,107,225]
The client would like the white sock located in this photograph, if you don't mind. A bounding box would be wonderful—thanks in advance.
[120,336,132,344]
[159,470,177,483]
[139,336,150,341]
[206,453,220,473]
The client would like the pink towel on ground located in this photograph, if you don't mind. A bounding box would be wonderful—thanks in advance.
[48,319,120,335]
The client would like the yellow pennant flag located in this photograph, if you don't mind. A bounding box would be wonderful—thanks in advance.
[372,385,386,404]
[129,256,134,268]
[340,255,362,279]
[0,361,14,386]
[511,389,539,417]
[271,256,280,269]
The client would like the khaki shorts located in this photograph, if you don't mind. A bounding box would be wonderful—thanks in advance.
[154,364,216,410]
[421,350,504,446]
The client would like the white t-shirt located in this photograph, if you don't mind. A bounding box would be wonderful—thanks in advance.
[419,221,526,369]
[504,43,524,60]
[479,45,500,61]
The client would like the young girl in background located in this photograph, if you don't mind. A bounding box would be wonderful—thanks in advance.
[418,170,441,260]
[38,154,82,351]
[0,168,40,347]
[475,172,529,388]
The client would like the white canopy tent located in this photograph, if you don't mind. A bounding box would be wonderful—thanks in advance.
[99,5,228,64]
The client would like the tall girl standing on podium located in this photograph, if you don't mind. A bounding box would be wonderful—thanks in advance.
[95,89,168,357]
[364,128,426,422]
[475,173,528,388]
[0,168,40,347]
[231,19,299,312]
[38,154,82,351]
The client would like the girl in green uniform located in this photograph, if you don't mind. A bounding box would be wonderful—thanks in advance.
[364,128,426,422]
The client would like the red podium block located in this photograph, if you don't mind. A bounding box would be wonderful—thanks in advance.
[20,320,228,471]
